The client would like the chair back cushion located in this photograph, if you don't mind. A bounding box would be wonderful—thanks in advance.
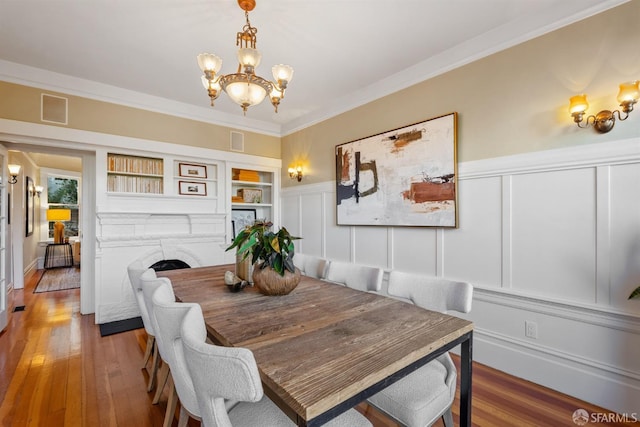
[181,306,264,427]
[304,256,328,279]
[127,261,154,335]
[388,270,472,313]
[151,286,201,416]
[326,261,383,292]
[140,269,173,358]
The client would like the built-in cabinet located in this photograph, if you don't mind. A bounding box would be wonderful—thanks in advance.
[98,150,279,244]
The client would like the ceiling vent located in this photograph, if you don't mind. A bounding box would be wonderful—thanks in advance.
[41,93,68,125]
[230,131,244,152]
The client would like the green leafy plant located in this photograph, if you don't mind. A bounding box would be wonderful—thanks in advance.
[630,286,640,300]
[226,221,300,276]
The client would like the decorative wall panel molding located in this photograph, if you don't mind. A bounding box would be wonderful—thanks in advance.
[280,138,640,414]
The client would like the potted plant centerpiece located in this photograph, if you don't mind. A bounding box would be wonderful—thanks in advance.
[226,221,301,295]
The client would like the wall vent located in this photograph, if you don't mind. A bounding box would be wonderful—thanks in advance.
[230,131,244,152]
[41,93,68,125]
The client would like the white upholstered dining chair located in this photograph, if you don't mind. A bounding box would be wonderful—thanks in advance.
[180,304,373,427]
[140,269,176,420]
[294,253,329,279]
[366,270,473,427]
[127,261,158,392]
[324,260,383,293]
[150,279,202,427]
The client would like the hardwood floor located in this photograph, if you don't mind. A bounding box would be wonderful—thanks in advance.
[0,269,636,426]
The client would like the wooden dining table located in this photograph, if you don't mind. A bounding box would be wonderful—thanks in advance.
[158,264,474,427]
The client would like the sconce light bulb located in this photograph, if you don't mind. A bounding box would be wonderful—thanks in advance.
[617,81,639,104]
[569,94,589,115]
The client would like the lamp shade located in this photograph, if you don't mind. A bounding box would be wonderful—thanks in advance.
[225,80,268,107]
[617,81,640,104]
[47,209,71,222]
[8,164,21,176]
[237,48,262,69]
[272,64,294,84]
[197,53,222,74]
[569,94,589,114]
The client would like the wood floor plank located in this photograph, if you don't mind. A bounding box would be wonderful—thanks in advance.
[1,269,636,427]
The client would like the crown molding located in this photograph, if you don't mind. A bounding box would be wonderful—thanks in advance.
[0,60,282,137]
[0,0,628,138]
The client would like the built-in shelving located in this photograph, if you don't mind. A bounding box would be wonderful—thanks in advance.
[173,161,219,198]
[231,167,274,224]
[107,153,164,194]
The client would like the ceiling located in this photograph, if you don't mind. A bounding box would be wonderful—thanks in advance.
[0,0,628,136]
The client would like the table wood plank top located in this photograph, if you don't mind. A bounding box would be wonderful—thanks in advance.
[159,264,474,424]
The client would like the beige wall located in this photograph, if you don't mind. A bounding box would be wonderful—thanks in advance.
[281,1,640,186]
[0,81,281,159]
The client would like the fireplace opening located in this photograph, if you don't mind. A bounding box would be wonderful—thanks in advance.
[150,259,191,272]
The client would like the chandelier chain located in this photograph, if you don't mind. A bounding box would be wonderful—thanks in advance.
[237,10,258,49]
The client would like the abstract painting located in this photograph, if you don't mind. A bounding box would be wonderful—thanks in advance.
[335,113,458,227]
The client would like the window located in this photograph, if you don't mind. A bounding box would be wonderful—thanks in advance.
[46,175,80,239]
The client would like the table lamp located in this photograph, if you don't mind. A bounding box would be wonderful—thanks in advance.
[47,209,71,243]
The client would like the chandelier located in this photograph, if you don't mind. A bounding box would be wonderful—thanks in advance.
[197,0,294,115]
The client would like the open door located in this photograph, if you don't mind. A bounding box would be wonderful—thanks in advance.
[0,150,9,332]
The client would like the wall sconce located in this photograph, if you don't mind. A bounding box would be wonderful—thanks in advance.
[569,81,639,133]
[288,166,303,182]
[35,185,44,198]
[8,164,21,184]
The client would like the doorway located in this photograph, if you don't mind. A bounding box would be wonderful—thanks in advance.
[2,142,95,316]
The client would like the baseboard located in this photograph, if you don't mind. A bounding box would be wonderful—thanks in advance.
[99,316,143,337]
[472,329,640,415]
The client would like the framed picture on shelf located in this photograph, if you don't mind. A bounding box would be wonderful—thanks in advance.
[231,208,257,236]
[25,176,34,236]
[178,180,207,196]
[238,188,263,203]
[178,162,207,179]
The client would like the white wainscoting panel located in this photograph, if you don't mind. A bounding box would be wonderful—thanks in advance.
[391,227,438,275]
[443,176,503,287]
[300,193,324,255]
[610,162,640,311]
[510,167,597,302]
[280,139,640,414]
[281,193,300,237]
[325,191,351,261]
[354,226,389,267]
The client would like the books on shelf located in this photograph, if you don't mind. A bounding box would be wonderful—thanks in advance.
[107,174,163,193]
[107,153,164,194]
[108,154,163,175]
